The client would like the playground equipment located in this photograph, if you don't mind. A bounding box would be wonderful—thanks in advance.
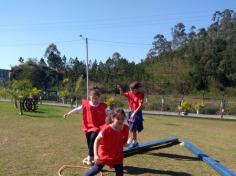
[181,141,236,176]
[58,137,236,176]
[124,137,179,156]
[21,97,38,111]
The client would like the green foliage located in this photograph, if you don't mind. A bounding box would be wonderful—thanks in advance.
[105,96,117,107]
[194,101,205,110]
[75,75,83,95]
[179,101,191,112]
[58,90,68,99]
[29,87,41,98]
[9,9,236,97]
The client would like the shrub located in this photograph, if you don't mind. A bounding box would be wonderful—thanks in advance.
[200,106,218,115]
[179,101,191,113]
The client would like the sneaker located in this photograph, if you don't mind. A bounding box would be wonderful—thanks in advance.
[130,140,139,148]
[82,156,89,164]
[83,156,93,166]
[127,137,133,145]
[85,159,93,166]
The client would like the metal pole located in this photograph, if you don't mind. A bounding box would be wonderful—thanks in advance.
[80,35,89,100]
[85,38,89,99]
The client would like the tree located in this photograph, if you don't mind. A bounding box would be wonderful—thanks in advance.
[172,22,187,49]
[18,57,24,64]
[44,43,63,71]
[61,55,67,71]
[39,58,47,66]
[74,75,84,106]
[12,80,32,115]
[147,34,172,57]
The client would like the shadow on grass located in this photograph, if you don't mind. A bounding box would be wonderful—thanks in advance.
[164,123,180,126]
[147,152,200,161]
[123,165,192,176]
[23,111,61,118]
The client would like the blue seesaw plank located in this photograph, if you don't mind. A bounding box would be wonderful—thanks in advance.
[182,140,236,176]
[123,137,179,156]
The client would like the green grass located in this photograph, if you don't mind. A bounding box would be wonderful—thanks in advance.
[0,102,236,176]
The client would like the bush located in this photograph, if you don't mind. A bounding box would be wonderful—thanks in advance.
[179,101,191,113]
[200,106,218,115]
[224,107,236,115]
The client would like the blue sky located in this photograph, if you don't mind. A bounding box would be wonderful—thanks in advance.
[0,0,236,69]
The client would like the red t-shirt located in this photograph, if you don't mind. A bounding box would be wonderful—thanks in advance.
[98,124,129,168]
[82,100,107,134]
[123,92,144,112]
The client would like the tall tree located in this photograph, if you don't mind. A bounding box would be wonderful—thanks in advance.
[172,22,187,49]
[147,34,172,58]
[39,58,47,66]
[18,57,24,64]
[44,43,63,71]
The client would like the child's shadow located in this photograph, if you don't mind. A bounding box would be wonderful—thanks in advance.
[124,165,192,176]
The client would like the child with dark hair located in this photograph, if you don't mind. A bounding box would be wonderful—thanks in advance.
[117,81,144,148]
[84,108,129,176]
[64,87,107,166]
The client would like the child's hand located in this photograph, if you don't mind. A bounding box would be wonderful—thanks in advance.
[130,112,135,119]
[116,84,122,90]
[63,113,69,118]
[94,154,100,164]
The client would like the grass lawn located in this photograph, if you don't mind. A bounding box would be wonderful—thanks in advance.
[0,102,236,176]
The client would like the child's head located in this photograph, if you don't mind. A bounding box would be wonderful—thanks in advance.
[129,81,142,93]
[110,108,126,126]
[89,86,101,105]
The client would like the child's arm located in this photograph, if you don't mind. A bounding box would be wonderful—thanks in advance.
[64,105,82,118]
[130,103,143,119]
[117,84,124,95]
[117,84,129,97]
[93,134,102,164]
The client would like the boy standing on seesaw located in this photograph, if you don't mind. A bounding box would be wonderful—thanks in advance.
[117,81,145,148]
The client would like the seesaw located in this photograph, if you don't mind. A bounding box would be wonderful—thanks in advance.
[57,137,236,176]
[181,140,236,176]
[124,137,179,156]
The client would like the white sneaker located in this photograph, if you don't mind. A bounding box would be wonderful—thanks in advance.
[83,156,93,166]
[82,156,89,164]
[85,159,93,166]
[130,140,139,148]
[127,137,133,145]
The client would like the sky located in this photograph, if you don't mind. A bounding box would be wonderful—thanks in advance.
[0,0,236,69]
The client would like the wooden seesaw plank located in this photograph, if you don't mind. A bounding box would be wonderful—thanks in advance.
[123,137,179,156]
[182,140,236,176]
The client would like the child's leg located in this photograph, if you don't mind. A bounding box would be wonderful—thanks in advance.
[88,132,98,157]
[84,164,104,176]
[114,164,124,176]
[84,132,92,162]
[132,131,137,141]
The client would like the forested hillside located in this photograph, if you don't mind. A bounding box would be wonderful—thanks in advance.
[9,9,236,97]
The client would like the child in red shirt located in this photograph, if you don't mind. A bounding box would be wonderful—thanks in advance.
[64,87,107,166]
[117,81,144,148]
[84,108,129,176]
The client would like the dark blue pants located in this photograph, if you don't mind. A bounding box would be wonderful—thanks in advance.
[86,132,98,157]
[84,164,123,176]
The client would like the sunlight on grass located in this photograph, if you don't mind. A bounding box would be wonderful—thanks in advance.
[0,102,235,175]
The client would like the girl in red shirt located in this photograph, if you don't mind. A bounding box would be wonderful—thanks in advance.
[85,108,129,176]
[117,81,144,148]
[64,87,107,166]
